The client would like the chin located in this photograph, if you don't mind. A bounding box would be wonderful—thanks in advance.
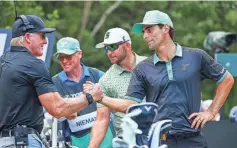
[109,59,116,64]
[35,53,43,57]
[63,69,70,73]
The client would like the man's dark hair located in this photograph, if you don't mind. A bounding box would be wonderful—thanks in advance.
[157,24,175,40]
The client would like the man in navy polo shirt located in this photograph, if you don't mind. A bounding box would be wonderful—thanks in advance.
[0,15,103,148]
[126,10,234,147]
[84,10,234,148]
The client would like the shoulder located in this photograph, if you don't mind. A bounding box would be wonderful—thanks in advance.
[88,67,104,73]
[136,55,153,68]
[136,54,148,60]
[88,67,104,78]
[26,58,49,76]
[182,46,206,55]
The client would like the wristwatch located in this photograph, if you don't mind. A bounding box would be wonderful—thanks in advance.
[85,93,94,105]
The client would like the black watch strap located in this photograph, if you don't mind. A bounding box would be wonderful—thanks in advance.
[86,93,94,105]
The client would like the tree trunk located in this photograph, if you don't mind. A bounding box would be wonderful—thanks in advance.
[91,0,123,37]
[79,1,93,40]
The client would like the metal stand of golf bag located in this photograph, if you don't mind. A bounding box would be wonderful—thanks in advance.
[41,113,77,148]
[112,102,172,148]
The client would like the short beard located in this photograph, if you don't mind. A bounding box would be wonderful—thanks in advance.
[116,47,127,65]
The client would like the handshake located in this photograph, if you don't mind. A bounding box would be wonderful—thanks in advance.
[66,81,103,120]
[82,81,104,102]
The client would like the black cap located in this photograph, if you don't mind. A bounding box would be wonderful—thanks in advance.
[12,15,56,38]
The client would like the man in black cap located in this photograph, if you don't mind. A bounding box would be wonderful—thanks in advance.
[0,15,103,148]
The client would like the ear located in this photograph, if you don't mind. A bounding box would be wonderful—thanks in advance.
[124,42,131,50]
[163,25,170,34]
[24,33,31,44]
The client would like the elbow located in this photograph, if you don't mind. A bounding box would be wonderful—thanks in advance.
[53,113,63,119]
[47,108,64,119]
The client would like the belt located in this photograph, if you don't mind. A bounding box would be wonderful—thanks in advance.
[0,128,38,138]
[167,132,200,140]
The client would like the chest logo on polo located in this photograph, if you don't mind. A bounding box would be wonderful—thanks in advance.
[181,64,190,71]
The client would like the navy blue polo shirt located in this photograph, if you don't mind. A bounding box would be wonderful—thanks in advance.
[0,46,57,133]
[125,44,227,134]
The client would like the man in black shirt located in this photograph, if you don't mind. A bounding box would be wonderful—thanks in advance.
[0,15,103,148]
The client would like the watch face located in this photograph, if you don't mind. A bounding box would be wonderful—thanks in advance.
[86,93,93,104]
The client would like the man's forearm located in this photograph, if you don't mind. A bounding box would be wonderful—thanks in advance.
[100,96,138,113]
[54,93,89,118]
[89,120,110,148]
[208,72,234,115]
[89,107,111,148]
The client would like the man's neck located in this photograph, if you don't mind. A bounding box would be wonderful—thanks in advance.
[119,52,136,71]
[66,64,83,82]
[155,40,176,62]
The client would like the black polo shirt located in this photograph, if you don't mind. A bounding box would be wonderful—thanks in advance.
[125,45,227,134]
[0,46,57,133]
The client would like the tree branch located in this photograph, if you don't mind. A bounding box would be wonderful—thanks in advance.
[91,0,123,37]
[79,1,93,36]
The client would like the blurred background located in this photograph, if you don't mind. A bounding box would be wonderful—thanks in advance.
[0,1,236,118]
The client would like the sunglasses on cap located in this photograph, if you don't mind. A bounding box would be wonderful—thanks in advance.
[104,40,129,52]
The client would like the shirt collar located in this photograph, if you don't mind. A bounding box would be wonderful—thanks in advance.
[58,63,90,82]
[153,43,182,64]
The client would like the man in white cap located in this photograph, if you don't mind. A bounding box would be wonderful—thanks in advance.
[52,37,115,148]
[85,10,234,148]
[87,28,147,148]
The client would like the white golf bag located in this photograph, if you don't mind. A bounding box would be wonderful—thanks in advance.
[112,103,172,148]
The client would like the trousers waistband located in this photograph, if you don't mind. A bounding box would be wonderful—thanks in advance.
[0,127,38,138]
[167,132,200,140]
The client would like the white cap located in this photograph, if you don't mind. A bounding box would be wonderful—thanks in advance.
[95,27,131,48]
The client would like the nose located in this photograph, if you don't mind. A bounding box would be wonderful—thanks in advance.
[63,58,69,64]
[107,50,113,55]
[43,38,48,44]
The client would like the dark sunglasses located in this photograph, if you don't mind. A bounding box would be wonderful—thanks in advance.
[104,40,129,52]
[39,32,46,39]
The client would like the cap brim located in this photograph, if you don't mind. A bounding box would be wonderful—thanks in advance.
[39,28,56,33]
[53,49,77,57]
[95,42,105,48]
[132,23,158,33]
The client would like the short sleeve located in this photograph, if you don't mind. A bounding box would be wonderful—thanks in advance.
[124,66,145,103]
[200,50,227,83]
[27,60,57,96]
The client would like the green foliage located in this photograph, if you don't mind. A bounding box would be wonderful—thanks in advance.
[1,1,236,118]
